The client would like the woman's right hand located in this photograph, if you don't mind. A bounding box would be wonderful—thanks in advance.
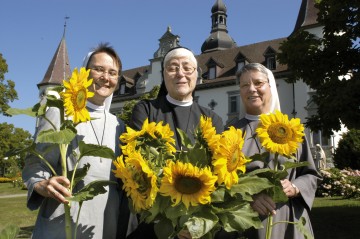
[34,176,71,204]
[250,192,276,216]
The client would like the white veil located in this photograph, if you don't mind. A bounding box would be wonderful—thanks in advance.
[267,68,281,113]
[82,51,113,111]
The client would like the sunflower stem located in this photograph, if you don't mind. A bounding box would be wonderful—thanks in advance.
[265,213,273,239]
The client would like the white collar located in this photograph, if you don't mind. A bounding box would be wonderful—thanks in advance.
[86,101,106,111]
[166,95,193,107]
[245,114,260,121]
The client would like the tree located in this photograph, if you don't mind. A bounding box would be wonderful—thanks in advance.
[0,53,18,116]
[333,129,360,169]
[118,85,160,125]
[0,122,32,176]
[277,0,360,136]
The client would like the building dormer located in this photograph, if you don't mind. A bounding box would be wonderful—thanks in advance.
[205,58,224,80]
[263,47,277,70]
[234,52,248,73]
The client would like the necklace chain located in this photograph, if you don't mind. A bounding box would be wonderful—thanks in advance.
[90,111,106,146]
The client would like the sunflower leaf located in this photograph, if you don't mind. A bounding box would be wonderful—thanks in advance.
[282,161,310,170]
[187,147,208,167]
[154,217,174,239]
[67,163,90,188]
[229,175,273,200]
[177,128,192,149]
[78,141,115,160]
[218,203,263,232]
[5,104,40,118]
[68,180,117,202]
[185,211,218,239]
[295,217,314,239]
[36,128,77,144]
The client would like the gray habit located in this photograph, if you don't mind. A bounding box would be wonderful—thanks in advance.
[231,118,322,239]
[22,106,126,239]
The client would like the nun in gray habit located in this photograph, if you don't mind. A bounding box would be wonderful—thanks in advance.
[22,44,127,239]
[229,63,322,239]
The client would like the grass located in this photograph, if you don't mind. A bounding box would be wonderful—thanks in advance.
[1,183,360,239]
[0,183,37,238]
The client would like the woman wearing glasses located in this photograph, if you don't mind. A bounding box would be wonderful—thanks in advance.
[125,47,223,239]
[22,43,127,239]
[229,63,321,239]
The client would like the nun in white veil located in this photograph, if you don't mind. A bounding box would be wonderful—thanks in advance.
[227,63,321,239]
[22,43,128,239]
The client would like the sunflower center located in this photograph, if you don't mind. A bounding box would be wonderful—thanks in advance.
[175,176,202,194]
[268,122,292,144]
[73,89,87,110]
[132,169,151,194]
[227,148,240,172]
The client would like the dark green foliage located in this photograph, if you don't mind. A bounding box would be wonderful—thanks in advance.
[277,0,360,136]
[0,53,18,116]
[118,85,160,125]
[333,129,360,169]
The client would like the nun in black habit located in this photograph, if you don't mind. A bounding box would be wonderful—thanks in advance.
[125,47,224,239]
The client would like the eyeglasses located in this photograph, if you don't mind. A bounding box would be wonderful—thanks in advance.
[90,66,119,79]
[240,80,268,90]
[165,65,196,75]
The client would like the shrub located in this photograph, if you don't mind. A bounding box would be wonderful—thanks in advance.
[0,177,12,183]
[317,168,360,199]
[333,129,360,169]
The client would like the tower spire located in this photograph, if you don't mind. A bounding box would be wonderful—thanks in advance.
[63,16,70,37]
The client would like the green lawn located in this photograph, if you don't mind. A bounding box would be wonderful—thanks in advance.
[1,183,360,239]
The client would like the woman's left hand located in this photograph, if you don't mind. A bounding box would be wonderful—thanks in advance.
[177,229,192,239]
[281,179,298,198]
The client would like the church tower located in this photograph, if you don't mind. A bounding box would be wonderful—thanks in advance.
[37,19,71,99]
[201,0,237,53]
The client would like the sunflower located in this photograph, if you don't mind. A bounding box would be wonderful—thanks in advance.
[61,67,94,123]
[256,110,305,157]
[120,119,176,154]
[113,151,158,212]
[212,126,251,189]
[159,160,217,209]
[198,115,220,153]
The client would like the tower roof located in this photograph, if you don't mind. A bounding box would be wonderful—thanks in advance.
[201,0,237,53]
[37,33,71,88]
[291,0,320,35]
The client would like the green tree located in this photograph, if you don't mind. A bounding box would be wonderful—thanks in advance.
[0,122,32,176]
[333,129,360,169]
[277,0,360,136]
[0,53,18,116]
[118,85,160,125]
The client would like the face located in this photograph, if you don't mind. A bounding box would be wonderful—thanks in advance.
[87,52,119,106]
[239,70,271,115]
[164,56,197,101]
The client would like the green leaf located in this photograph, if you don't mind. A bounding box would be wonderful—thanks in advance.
[68,180,117,203]
[78,141,115,160]
[0,224,19,239]
[219,203,263,232]
[294,217,314,239]
[282,161,310,170]
[36,128,77,144]
[5,106,38,118]
[185,211,218,239]
[67,163,90,188]
[177,128,192,149]
[5,141,35,157]
[154,217,174,239]
[211,187,225,203]
[229,175,274,200]
[187,147,209,167]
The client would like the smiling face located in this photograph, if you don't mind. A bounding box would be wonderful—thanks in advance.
[163,56,197,101]
[239,70,271,115]
[87,52,119,106]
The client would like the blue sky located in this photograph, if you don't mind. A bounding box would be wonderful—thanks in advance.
[0,0,302,135]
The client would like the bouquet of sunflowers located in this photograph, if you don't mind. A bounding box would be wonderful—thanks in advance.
[113,116,276,239]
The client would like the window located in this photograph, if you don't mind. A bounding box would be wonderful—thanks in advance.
[237,61,245,72]
[266,56,276,70]
[208,67,216,79]
[228,91,240,114]
[120,83,125,95]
